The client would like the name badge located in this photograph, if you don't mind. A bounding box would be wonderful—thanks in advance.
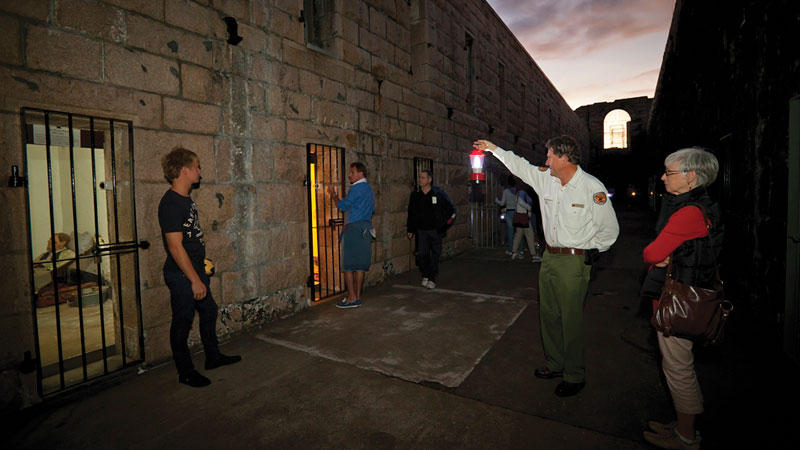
[571,203,584,208]
[432,196,437,204]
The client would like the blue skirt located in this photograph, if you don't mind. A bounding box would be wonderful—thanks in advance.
[340,220,373,272]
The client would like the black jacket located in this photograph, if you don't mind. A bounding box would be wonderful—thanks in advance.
[406,186,456,235]
[640,187,724,297]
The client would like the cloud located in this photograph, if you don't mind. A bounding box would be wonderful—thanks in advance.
[488,0,674,59]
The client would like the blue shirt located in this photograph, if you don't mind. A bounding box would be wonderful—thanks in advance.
[338,178,375,224]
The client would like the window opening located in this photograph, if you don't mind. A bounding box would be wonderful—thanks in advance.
[306,144,346,301]
[413,157,433,191]
[603,109,632,149]
[304,0,335,51]
[22,108,144,396]
[465,32,475,105]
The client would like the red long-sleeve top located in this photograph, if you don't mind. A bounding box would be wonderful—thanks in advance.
[643,205,710,310]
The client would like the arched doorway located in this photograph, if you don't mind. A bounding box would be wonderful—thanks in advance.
[603,109,632,149]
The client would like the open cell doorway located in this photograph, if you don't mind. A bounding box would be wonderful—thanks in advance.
[306,144,346,302]
[22,108,145,396]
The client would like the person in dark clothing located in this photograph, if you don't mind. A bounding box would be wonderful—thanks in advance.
[640,147,723,450]
[406,170,456,290]
[158,147,240,388]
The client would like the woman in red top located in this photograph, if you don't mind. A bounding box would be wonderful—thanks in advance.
[641,147,723,450]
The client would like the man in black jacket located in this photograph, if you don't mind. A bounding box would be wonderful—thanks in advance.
[406,170,456,289]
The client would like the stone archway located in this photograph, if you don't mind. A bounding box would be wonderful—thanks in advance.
[574,96,653,159]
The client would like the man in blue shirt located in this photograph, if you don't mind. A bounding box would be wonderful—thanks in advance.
[326,162,375,308]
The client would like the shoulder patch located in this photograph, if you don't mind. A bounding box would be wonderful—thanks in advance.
[538,166,549,172]
[593,192,607,205]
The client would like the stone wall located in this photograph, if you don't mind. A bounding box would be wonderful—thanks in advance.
[648,0,800,329]
[0,0,587,409]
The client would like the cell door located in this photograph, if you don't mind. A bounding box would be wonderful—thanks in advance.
[22,108,145,396]
[306,144,346,302]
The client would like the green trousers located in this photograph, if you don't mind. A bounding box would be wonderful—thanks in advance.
[538,250,591,383]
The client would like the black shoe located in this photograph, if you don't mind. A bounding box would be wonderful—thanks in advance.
[555,380,585,397]
[534,367,564,379]
[179,370,211,387]
[205,353,242,370]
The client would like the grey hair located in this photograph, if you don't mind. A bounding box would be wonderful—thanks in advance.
[664,147,719,187]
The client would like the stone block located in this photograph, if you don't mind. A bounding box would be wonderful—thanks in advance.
[271,9,303,42]
[135,183,171,239]
[0,253,31,313]
[194,184,237,231]
[345,86,374,110]
[405,122,423,142]
[273,144,306,183]
[252,141,275,181]
[358,110,381,135]
[251,0,270,27]
[25,26,103,82]
[237,22,267,54]
[105,0,164,20]
[127,14,213,67]
[220,267,257,306]
[163,98,221,134]
[0,15,21,66]
[140,286,171,328]
[248,81,266,113]
[369,6,387,39]
[0,0,49,21]
[134,129,214,183]
[252,114,286,141]
[143,321,171,365]
[256,183,305,225]
[105,45,180,95]
[56,0,125,42]
[182,63,228,104]
[341,40,371,71]
[314,100,358,130]
[275,62,300,90]
[165,0,224,38]
[285,91,311,119]
[215,0,250,20]
[259,255,306,294]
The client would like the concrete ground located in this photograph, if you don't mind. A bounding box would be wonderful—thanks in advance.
[4,204,798,449]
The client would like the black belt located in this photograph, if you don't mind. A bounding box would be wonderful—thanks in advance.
[546,245,586,255]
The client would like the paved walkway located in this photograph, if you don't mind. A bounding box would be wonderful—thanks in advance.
[4,205,797,449]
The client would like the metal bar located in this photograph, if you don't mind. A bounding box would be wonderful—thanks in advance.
[338,147,345,292]
[327,146,334,296]
[109,120,128,368]
[306,144,315,298]
[67,114,89,381]
[319,145,328,298]
[128,122,145,362]
[90,117,109,374]
[22,108,45,397]
[44,111,67,389]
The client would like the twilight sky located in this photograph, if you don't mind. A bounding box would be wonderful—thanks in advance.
[486,0,675,110]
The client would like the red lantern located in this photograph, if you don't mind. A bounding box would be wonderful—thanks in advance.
[469,149,485,183]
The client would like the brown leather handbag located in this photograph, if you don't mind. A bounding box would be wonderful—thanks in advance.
[651,262,733,344]
[650,204,733,344]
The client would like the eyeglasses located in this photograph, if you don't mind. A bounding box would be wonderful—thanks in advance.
[663,169,685,176]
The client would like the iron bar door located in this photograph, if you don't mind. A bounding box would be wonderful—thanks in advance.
[306,144,346,302]
[469,171,501,248]
[22,108,145,396]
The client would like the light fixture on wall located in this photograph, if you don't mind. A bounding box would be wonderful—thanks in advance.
[8,165,27,187]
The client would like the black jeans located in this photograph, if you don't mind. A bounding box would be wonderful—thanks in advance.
[416,229,443,282]
[164,269,220,376]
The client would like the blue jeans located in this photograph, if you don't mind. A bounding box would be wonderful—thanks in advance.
[505,211,515,253]
[164,269,220,376]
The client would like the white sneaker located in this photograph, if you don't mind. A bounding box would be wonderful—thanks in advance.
[511,252,524,260]
[421,278,429,287]
[426,280,436,289]
[504,250,513,255]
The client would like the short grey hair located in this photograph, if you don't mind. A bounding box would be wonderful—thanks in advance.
[664,147,719,187]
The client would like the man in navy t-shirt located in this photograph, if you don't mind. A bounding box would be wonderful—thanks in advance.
[158,147,240,387]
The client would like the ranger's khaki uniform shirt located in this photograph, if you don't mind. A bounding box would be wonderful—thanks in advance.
[492,147,620,252]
